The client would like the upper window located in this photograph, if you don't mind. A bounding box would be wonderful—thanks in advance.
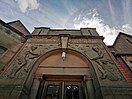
[122,56,132,71]
[0,46,7,56]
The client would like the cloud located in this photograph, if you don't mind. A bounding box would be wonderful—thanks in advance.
[15,0,39,13]
[73,9,132,45]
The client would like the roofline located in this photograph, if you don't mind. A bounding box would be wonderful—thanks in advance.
[107,46,113,48]
[34,27,96,31]
[112,32,132,47]
[7,20,21,24]
[34,27,50,29]
[28,34,104,40]
[7,20,30,34]
[0,19,27,39]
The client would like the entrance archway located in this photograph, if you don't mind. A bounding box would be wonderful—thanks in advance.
[30,49,95,99]
[36,49,90,76]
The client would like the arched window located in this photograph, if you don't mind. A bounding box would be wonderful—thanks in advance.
[0,46,7,56]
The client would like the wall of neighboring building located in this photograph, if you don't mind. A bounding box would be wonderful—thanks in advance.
[0,20,27,75]
[114,33,132,53]
[116,56,132,86]
[108,33,132,86]
[8,20,30,35]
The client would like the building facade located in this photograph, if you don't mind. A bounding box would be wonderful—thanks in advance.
[0,20,132,99]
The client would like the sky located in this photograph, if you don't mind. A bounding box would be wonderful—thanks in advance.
[0,0,132,45]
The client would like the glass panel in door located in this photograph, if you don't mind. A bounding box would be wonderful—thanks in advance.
[65,85,79,99]
[40,82,62,99]
[64,82,83,99]
[37,80,85,99]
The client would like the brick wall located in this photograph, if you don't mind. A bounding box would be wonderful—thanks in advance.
[116,61,132,86]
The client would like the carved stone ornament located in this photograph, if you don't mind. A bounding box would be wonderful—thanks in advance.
[89,46,123,81]
[7,45,41,78]
[68,43,92,53]
[5,43,59,79]
[84,45,122,81]
[61,36,69,49]
[68,43,123,81]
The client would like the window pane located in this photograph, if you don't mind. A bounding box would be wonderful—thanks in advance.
[36,81,85,99]
[46,85,60,99]
[72,85,79,99]
[0,46,7,55]
[66,85,72,99]
[65,85,80,99]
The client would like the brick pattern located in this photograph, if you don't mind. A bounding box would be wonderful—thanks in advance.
[116,61,132,86]
[107,44,132,86]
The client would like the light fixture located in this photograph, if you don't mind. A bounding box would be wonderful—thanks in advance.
[62,52,66,61]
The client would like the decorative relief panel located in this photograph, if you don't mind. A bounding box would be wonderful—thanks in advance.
[7,44,42,79]
[0,42,60,84]
[0,37,126,86]
[89,46,123,81]
[68,39,125,82]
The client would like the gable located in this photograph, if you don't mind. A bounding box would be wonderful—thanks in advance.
[113,33,132,54]
[8,20,30,35]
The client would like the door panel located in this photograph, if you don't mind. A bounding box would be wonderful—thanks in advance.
[36,79,86,99]
[43,82,62,99]
[45,85,60,99]
[65,85,79,99]
[64,82,85,99]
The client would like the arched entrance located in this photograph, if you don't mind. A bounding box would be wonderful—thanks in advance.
[30,50,95,99]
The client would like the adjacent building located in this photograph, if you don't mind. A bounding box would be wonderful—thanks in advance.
[0,20,132,99]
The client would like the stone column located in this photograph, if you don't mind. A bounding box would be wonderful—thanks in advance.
[84,76,95,99]
[29,74,42,99]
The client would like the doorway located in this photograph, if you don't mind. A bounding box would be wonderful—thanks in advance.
[36,76,86,99]
[33,50,94,99]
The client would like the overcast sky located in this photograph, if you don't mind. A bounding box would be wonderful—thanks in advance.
[0,0,132,45]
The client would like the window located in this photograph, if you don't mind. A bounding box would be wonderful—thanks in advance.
[121,56,132,71]
[37,78,86,99]
[0,46,7,56]
[45,85,60,99]
[65,85,79,99]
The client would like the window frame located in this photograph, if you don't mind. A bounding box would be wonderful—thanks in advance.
[0,45,7,57]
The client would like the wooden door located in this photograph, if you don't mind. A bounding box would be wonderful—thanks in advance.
[36,77,86,99]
